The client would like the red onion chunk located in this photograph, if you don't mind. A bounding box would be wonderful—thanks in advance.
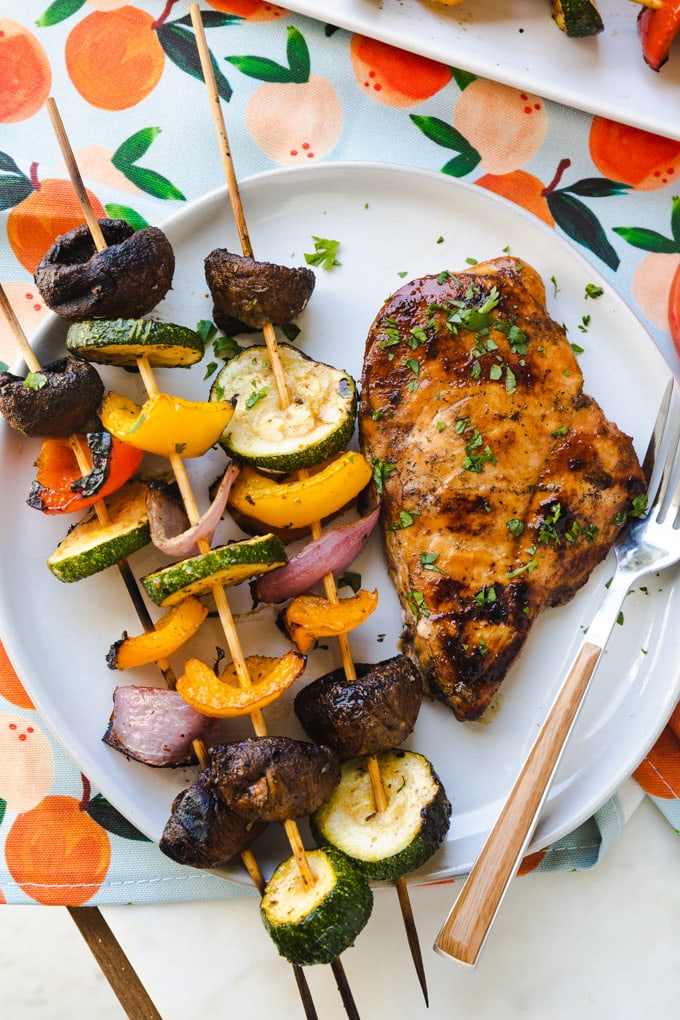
[103,685,221,767]
[148,462,239,557]
[251,503,381,604]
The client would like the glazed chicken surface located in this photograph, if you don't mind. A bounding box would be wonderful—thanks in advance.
[359,256,646,721]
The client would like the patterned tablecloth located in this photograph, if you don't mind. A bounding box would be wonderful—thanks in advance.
[0,0,678,906]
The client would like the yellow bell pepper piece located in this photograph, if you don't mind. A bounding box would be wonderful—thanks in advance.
[227,452,373,530]
[282,589,379,653]
[107,596,209,670]
[100,390,234,459]
[176,651,307,718]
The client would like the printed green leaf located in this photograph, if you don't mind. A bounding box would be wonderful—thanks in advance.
[410,114,476,154]
[441,150,482,177]
[156,23,233,102]
[0,152,32,210]
[112,127,161,168]
[547,192,620,270]
[119,165,185,201]
[612,225,679,253]
[227,26,310,84]
[173,11,243,29]
[85,793,151,842]
[451,67,477,91]
[35,0,85,27]
[111,129,185,201]
[0,152,26,175]
[564,177,631,198]
[671,194,680,245]
[0,175,33,211]
[286,25,311,82]
[0,797,6,827]
[104,204,149,231]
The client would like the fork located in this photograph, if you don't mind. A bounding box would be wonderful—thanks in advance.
[434,377,680,968]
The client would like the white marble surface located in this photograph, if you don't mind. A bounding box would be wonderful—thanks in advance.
[1,796,678,1019]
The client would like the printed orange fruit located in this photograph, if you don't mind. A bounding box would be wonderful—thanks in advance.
[7,177,106,276]
[0,18,51,123]
[5,794,111,905]
[589,117,680,191]
[633,726,680,798]
[205,0,287,17]
[350,34,451,107]
[65,6,164,111]
[475,170,555,228]
[454,80,547,175]
[0,643,34,710]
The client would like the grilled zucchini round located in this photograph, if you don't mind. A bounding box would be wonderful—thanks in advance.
[310,750,451,882]
[209,343,357,472]
[260,845,372,966]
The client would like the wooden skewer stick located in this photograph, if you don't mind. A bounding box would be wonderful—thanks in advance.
[188,4,429,1005]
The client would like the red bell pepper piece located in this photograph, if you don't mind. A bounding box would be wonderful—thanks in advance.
[26,431,144,514]
[638,0,680,71]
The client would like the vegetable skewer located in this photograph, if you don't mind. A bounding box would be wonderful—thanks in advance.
[46,97,360,1020]
[0,283,168,1020]
[0,285,324,1020]
[188,4,430,1004]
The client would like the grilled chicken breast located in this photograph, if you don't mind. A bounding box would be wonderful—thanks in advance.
[358,256,646,721]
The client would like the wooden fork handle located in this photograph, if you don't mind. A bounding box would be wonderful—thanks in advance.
[434,639,602,967]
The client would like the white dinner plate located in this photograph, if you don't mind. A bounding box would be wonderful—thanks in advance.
[1,163,678,882]
[285,0,680,142]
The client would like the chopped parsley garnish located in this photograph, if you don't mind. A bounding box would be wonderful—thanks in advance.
[406,590,430,619]
[337,571,361,593]
[282,323,301,342]
[404,357,420,391]
[613,493,648,525]
[459,422,496,473]
[473,586,497,606]
[419,551,447,574]
[506,518,525,538]
[304,236,341,270]
[23,371,47,391]
[538,503,562,545]
[245,387,268,409]
[390,509,420,530]
[372,458,396,496]
[585,282,604,299]
[507,557,538,578]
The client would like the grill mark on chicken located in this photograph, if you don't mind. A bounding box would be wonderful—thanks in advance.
[359,256,646,721]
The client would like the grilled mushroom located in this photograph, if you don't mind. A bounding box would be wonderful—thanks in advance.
[0,355,104,436]
[35,219,175,321]
[294,655,423,759]
[204,249,315,332]
[209,735,340,822]
[159,768,266,868]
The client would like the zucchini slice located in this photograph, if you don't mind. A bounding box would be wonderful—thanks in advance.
[47,479,151,583]
[66,318,205,368]
[140,533,287,606]
[260,845,373,966]
[209,343,357,472]
[310,750,452,882]
[551,0,603,37]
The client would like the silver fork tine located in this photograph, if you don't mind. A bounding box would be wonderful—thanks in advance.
[643,378,674,505]
[652,382,680,523]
